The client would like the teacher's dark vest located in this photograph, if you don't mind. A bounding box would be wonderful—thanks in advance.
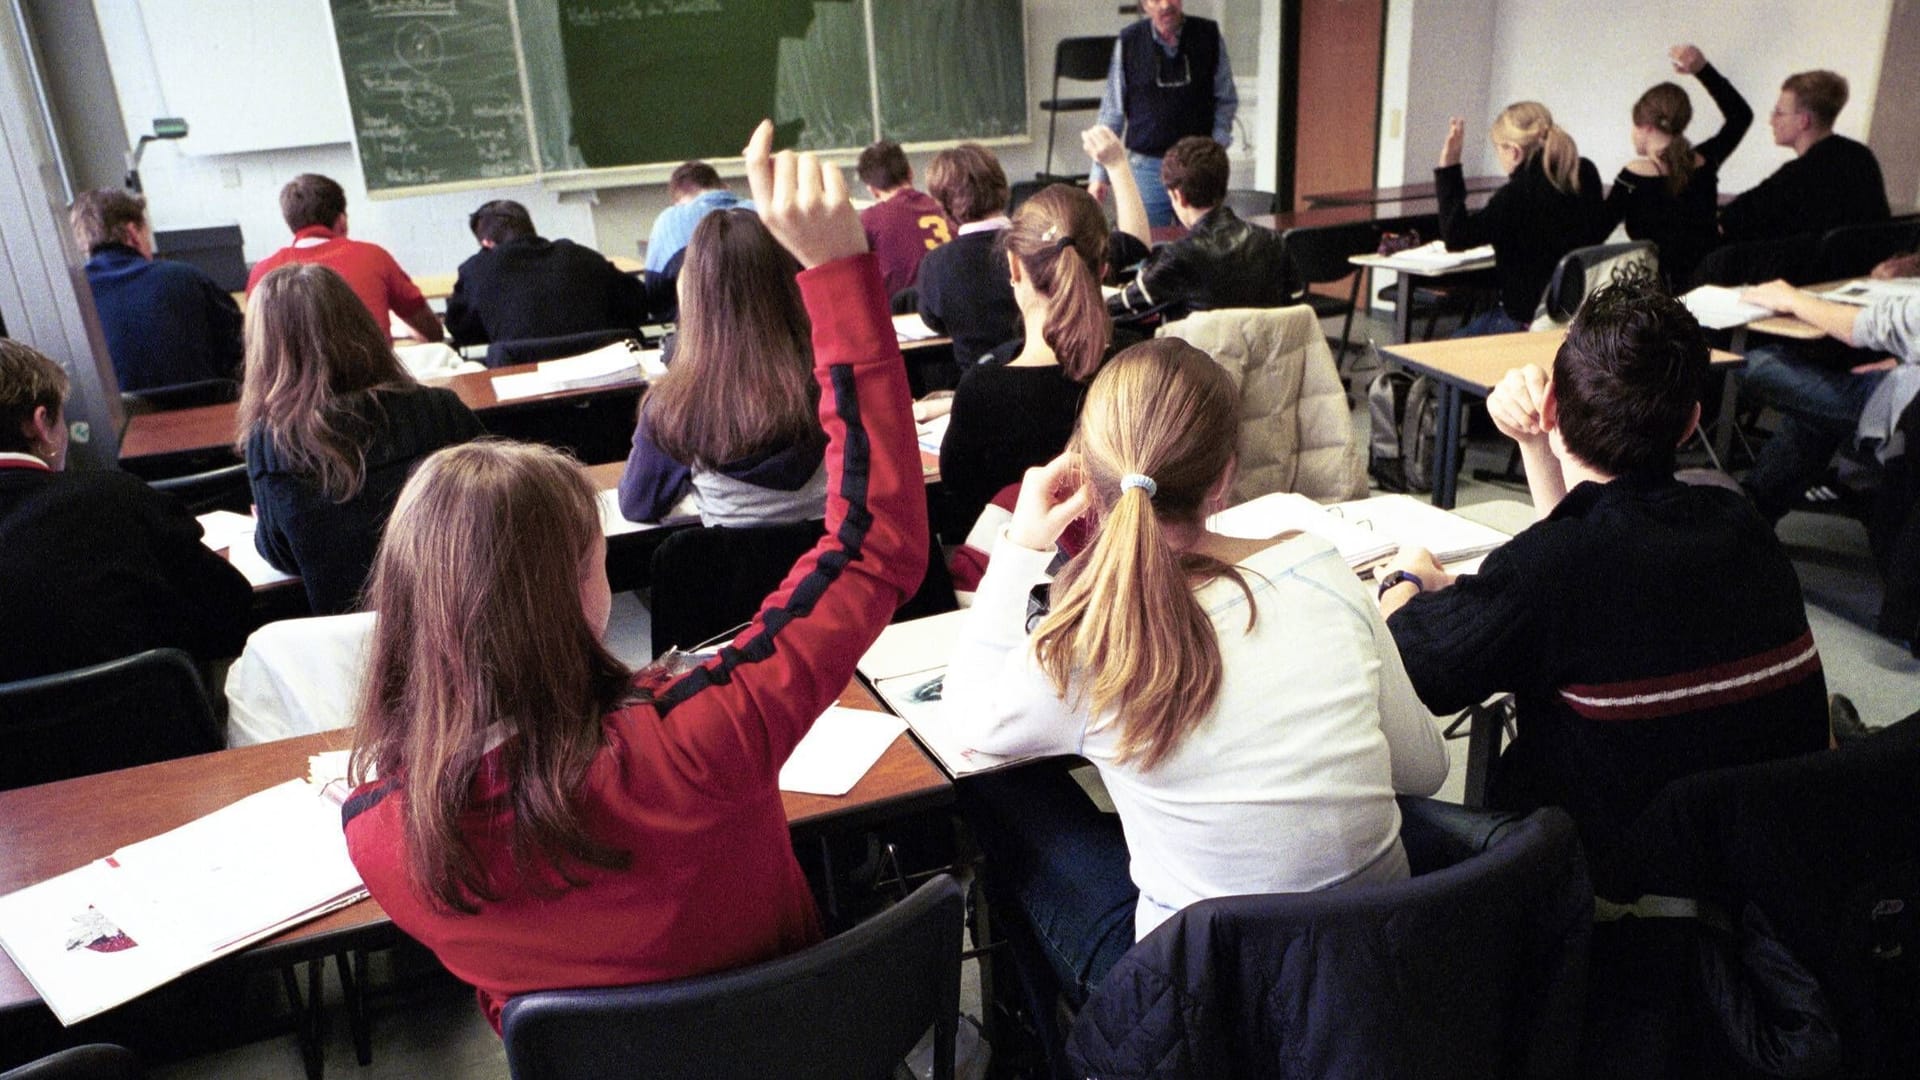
[1120,17,1222,158]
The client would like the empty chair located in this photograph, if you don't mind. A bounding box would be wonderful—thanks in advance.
[484,329,638,370]
[1533,240,1659,328]
[0,648,222,790]
[1067,800,1591,1080]
[1689,232,1821,288]
[1809,215,1920,283]
[1037,36,1116,180]
[646,519,826,657]
[502,873,965,1080]
[118,377,240,418]
[1221,189,1278,219]
[1281,220,1384,360]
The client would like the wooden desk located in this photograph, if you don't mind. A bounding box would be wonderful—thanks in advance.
[410,256,644,303]
[1304,176,1505,208]
[0,681,950,1019]
[1380,330,1743,508]
[120,361,649,468]
[1350,249,1499,343]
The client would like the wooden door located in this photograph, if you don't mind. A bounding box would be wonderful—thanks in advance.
[1290,0,1383,211]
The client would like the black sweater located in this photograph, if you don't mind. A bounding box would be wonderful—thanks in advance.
[916,229,1020,368]
[1720,132,1890,245]
[445,236,647,347]
[0,464,251,682]
[1600,63,1752,288]
[246,385,484,614]
[1386,473,1829,873]
[1436,156,1605,322]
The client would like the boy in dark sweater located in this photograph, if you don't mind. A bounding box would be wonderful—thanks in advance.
[445,199,645,347]
[1720,68,1889,243]
[1376,275,1828,883]
[914,144,1019,369]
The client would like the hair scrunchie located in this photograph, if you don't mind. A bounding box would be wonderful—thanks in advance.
[1120,472,1157,497]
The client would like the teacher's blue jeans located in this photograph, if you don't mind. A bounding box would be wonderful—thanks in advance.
[1129,152,1175,229]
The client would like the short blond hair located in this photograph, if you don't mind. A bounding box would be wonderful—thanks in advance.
[1782,70,1849,129]
[68,189,147,252]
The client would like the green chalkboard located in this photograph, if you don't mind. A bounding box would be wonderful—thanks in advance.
[331,0,1027,193]
[329,0,537,191]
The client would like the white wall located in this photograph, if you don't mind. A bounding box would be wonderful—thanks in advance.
[1375,0,1500,187]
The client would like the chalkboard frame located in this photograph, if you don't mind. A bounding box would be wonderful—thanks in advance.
[335,0,1032,199]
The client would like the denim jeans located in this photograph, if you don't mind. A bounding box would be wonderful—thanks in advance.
[1451,306,1528,339]
[1741,343,1886,521]
[1128,152,1175,229]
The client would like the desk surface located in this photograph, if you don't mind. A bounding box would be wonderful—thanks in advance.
[1146,191,1492,245]
[120,361,647,466]
[1741,279,1858,342]
[0,680,949,1015]
[1380,329,1742,395]
[1304,176,1505,207]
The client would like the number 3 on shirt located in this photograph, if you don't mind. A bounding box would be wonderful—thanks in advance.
[918,215,952,251]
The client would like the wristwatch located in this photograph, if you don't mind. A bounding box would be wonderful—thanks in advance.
[1377,569,1425,599]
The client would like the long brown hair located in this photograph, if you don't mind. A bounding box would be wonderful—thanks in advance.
[1033,339,1249,770]
[644,210,818,469]
[351,440,634,914]
[236,263,416,501]
[1002,184,1112,382]
[1633,82,1696,196]
[1492,101,1583,194]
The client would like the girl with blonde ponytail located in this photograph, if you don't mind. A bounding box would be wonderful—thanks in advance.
[934,182,1143,529]
[945,338,1448,1004]
[1600,44,1753,288]
[1435,100,1605,335]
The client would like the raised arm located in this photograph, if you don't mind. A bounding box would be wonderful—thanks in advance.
[1087,39,1126,199]
[1679,48,1752,168]
[645,121,929,787]
[1085,126,1150,248]
[1434,118,1494,250]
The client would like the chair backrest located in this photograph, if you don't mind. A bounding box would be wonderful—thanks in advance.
[1052,35,1116,85]
[1689,232,1821,289]
[485,329,638,370]
[1811,216,1920,283]
[1222,189,1278,219]
[1534,240,1658,325]
[225,612,377,747]
[119,377,240,418]
[1067,805,1591,1080]
[154,224,247,292]
[0,1044,143,1080]
[146,461,251,516]
[1282,220,1385,287]
[502,872,965,1080]
[647,519,826,657]
[0,649,222,791]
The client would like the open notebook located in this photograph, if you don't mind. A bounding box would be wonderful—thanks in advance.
[860,610,1028,778]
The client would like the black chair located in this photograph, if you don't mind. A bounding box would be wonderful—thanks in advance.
[1066,799,1591,1079]
[642,247,686,325]
[0,648,222,791]
[1535,240,1659,324]
[1809,216,1920,283]
[501,873,965,1080]
[0,1045,142,1080]
[484,329,638,370]
[154,224,247,292]
[119,377,239,418]
[147,461,250,515]
[646,519,826,657]
[1689,232,1822,288]
[1222,189,1278,219]
[1037,36,1116,180]
[1281,220,1384,361]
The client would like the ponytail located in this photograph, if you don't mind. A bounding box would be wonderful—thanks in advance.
[1493,101,1582,195]
[1539,124,1582,194]
[1632,82,1698,196]
[1660,134,1697,195]
[1030,340,1248,771]
[1041,241,1111,382]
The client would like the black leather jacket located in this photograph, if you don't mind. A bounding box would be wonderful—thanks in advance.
[1110,206,1292,322]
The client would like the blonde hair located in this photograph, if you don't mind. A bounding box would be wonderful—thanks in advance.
[352,440,634,914]
[1001,184,1111,382]
[1492,101,1582,194]
[1032,339,1251,770]
[236,264,416,501]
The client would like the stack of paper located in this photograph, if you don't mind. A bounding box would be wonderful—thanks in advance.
[916,413,951,455]
[1681,285,1773,329]
[1387,241,1496,271]
[859,610,1025,777]
[1816,278,1920,306]
[893,313,940,342]
[0,780,368,1025]
[1207,492,1397,569]
[778,707,908,796]
[1329,494,1510,567]
[491,341,661,401]
[195,512,298,589]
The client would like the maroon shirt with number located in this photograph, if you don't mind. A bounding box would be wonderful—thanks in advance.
[860,189,954,296]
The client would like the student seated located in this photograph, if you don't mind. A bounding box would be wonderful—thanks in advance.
[1104,133,1290,322]
[69,189,242,393]
[1738,266,1920,524]
[444,200,645,348]
[1720,69,1890,244]
[935,183,1141,532]
[618,210,825,526]
[342,124,928,1031]
[248,174,443,343]
[1598,44,1752,289]
[238,264,483,615]
[1435,102,1604,337]
[914,144,1020,369]
[644,161,753,279]
[856,139,953,297]
[1379,274,1829,884]
[0,340,249,682]
[945,339,1447,1005]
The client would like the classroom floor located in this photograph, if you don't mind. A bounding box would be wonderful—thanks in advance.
[146,314,1919,1079]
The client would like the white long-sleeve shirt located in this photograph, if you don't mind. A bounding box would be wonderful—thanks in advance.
[945,530,1448,940]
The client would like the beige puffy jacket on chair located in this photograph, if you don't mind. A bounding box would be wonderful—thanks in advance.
[1158,305,1368,504]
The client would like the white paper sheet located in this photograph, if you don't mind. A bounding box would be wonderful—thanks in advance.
[778,707,908,796]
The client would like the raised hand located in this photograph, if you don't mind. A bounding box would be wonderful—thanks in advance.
[1669,44,1706,76]
[740,119,867,269]
[1082,125,1127,170]
[1439,117,1465,168]
[1005,451,1091,553]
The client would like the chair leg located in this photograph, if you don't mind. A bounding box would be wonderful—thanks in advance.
[336,949,372,1067]
[280,959,328,1080]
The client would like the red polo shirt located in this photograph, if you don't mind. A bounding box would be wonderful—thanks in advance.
[247,226,430,330]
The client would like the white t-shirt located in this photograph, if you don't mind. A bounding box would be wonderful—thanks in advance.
[945,530,1448,939]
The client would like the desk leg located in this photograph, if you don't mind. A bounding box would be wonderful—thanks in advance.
[1394,274,1413,343]
[1462,699,1507,809]
[1716,327,1747,465]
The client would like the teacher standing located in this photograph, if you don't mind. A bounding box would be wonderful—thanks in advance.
[1087,0,1238,228]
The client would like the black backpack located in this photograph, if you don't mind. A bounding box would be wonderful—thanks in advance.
[1366,367,1443,494]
